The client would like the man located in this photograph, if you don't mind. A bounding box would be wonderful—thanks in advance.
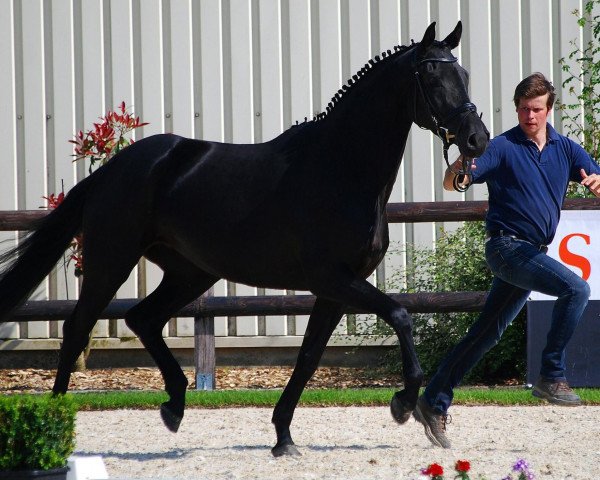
[413,73,600,449]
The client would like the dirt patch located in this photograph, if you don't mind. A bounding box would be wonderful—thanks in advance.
[0,366,400,393]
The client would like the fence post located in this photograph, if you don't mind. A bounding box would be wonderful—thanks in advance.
[194,287,215,390]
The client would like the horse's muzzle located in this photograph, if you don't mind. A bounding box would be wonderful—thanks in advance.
[458,117,489,158]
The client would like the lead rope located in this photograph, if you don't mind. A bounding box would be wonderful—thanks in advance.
[439,126,472,193]
[444,111,484,193]
[448,154,472,193]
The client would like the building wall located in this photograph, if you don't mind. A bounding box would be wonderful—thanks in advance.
[0,0,590,349]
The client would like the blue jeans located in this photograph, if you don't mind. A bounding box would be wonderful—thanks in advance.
[423,235,590,414]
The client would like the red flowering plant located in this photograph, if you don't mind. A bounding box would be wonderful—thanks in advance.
[454,460,471,480]
[70,101,148,174]
[44,102,147,276]
[42,192,83,276]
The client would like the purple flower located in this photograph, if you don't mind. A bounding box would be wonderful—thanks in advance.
[512,459,535,480]
[512,459,529,471]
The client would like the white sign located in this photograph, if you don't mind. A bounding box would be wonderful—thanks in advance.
[530,210,600,300]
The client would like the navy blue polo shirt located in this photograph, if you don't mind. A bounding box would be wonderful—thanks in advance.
[471,123,600,245]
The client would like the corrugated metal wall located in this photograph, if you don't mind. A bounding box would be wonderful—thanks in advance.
[0,0,590,346]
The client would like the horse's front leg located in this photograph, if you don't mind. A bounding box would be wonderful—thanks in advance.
[312,274,423,423]
[271,298,344,457]
[389,308,423,424]
[124,268,217,433]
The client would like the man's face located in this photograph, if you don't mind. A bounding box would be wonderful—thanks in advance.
[516,94,551,139]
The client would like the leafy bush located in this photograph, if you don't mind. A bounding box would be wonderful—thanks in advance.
[381,221,526,383]
[0,395,76,471]
[558,0,600,197]
[559,1,600,162]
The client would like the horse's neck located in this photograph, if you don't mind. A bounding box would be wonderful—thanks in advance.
[319,66,414,196]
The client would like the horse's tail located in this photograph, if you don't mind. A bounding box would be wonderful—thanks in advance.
[0,177,90,322]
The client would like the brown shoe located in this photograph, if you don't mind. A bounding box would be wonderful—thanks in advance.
[532,378,581,406]
[413,395,451,448]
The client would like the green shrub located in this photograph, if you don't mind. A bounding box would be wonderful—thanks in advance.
[558,0,600,196]
[559,0,600,164]
[0,395,76,471]
[380,221,526,383]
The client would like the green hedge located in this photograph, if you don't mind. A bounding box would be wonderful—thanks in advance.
[0,395,76,471]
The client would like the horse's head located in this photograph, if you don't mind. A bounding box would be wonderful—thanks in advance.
[412,21,489,161]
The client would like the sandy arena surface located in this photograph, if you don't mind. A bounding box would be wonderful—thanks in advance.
[74,405,600,480]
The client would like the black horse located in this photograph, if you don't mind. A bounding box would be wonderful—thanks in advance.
[0,22,488,456]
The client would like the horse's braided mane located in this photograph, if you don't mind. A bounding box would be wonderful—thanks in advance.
[292,43,412,126]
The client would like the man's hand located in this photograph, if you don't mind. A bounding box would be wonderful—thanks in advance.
[580,169,600,197]
[443,155,476,192]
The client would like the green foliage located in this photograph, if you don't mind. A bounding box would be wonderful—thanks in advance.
[0,395,76,471]
[558,0,600,197]
[381,222,526,383]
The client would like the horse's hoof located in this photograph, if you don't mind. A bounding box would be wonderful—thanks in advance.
[160,403,182,433]
[390,392,413,424]
[271,442,302,457]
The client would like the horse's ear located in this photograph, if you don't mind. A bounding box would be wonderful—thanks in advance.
[442,21,462,50]
[419,22,437,51]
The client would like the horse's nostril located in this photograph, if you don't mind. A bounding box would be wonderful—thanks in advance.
[462,131,489,157]
[468,131,489,151]
[467,133,479,148]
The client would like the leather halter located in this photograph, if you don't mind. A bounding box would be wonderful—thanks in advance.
[413,51,481,191]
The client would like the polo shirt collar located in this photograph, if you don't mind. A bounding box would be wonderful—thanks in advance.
[514,122,558,144]
[546,123,559,143]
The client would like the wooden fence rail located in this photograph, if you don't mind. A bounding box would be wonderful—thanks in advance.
[11,291,489,321]
[2,198,600,389]
[3,198,600,231]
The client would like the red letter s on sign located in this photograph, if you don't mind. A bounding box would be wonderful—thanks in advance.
[558,233,591,280]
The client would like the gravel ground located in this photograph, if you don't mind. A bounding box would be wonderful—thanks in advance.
[74,404,600,480]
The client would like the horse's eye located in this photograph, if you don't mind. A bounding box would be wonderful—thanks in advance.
[427,76,444,88]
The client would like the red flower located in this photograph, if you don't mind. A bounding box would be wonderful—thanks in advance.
[70,247,84,277]
[42,192,83,275]
[43,192,65,209]
[453,459,471,479]
[423,463,444,478]
[69,102,147,170]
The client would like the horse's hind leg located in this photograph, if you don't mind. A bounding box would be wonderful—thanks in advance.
[271,297,345,457]
[125,247,218,432]
[53,255,140,395]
